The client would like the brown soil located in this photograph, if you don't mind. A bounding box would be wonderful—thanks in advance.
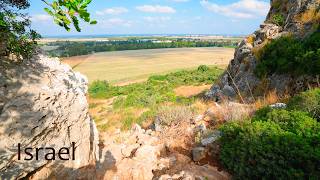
[174,85,211,97]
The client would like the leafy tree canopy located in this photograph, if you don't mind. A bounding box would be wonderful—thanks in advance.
[0,0,96,61]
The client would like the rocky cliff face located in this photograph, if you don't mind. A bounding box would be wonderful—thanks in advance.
[0,55,99,179]
[208,0,320,102]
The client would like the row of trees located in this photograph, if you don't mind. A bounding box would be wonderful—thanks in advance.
[47,40,239,57]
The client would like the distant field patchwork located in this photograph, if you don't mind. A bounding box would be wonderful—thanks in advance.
[62,47,234,84]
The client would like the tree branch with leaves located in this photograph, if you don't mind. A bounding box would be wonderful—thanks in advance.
[0,0,96,62]
[42,0,97,32]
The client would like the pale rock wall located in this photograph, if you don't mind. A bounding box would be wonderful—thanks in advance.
[0,55,99,179]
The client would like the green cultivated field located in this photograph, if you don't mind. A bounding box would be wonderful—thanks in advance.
[62,47,234,84]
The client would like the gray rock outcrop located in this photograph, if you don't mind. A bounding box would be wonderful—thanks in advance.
[208,0,320,101]
[0,55,99,179]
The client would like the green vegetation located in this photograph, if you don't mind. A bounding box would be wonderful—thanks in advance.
[288,88,320,120]
[0,1,40,61]
[89,65,222,130]
[42,0,96,32]
[271,13,285,26]
[0,0,94,61]
[89,65,222,107]
[219,88,320,179]
[46,39,239,57]
[255,31,320,78]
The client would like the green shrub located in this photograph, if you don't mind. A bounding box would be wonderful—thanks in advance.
[255,31,320,77]
[288,88,320,120]
[272,13,285,26]
[252,106,272,121]
[197,65,210,72]
[219,109,320,179]
[88,80,110,98]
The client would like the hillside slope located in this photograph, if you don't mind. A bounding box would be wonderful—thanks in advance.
[208,0,320,101]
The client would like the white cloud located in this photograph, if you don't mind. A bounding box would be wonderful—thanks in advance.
[143,16,171,23]
[200,0,269,19]
[136,5,176,13]
[100,18,132,27]
[31,14,52,22]
[96,7,129,15]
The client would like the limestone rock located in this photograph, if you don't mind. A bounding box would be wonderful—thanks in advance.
[0,55,99,179]
[205,85,224,102]
[192,147,207,162]
[98,127,168,180]
[222,85,236,98]
[194,123,207,133]
[270,103,287,109]
[201,130,222,146]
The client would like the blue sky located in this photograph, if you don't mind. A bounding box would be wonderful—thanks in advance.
[28,0,270,36]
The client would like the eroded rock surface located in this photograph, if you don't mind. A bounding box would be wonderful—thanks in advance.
[0,55,99,179]
[97,123,230,180]
[207,0,320,101]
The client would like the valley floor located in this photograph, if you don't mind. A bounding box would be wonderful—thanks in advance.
[62,47,234,84]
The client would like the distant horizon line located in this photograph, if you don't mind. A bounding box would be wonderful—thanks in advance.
[42,33,246,38]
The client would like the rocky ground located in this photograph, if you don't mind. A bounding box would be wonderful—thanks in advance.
[96,112,231,180]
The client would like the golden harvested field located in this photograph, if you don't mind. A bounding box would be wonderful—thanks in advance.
[62,47,234,84]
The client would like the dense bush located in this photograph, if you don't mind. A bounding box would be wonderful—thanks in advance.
[254,31,320,77]
[288,88,320,120]
[219,109,320,179]
[89,66,223,108]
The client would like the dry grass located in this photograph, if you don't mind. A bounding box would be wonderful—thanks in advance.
[174,85,211,98]
[205,102,255,123]
[62,47,234,84]
[296,7,320,24]
[191,100,215,114]
[246,35,255,45]
[156,105,195,126]
[202,89,288,125]
[254,90,279,109]
[158,117,195,153]
[88,97,148,131]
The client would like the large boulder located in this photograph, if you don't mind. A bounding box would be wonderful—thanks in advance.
[0,55,99,179]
